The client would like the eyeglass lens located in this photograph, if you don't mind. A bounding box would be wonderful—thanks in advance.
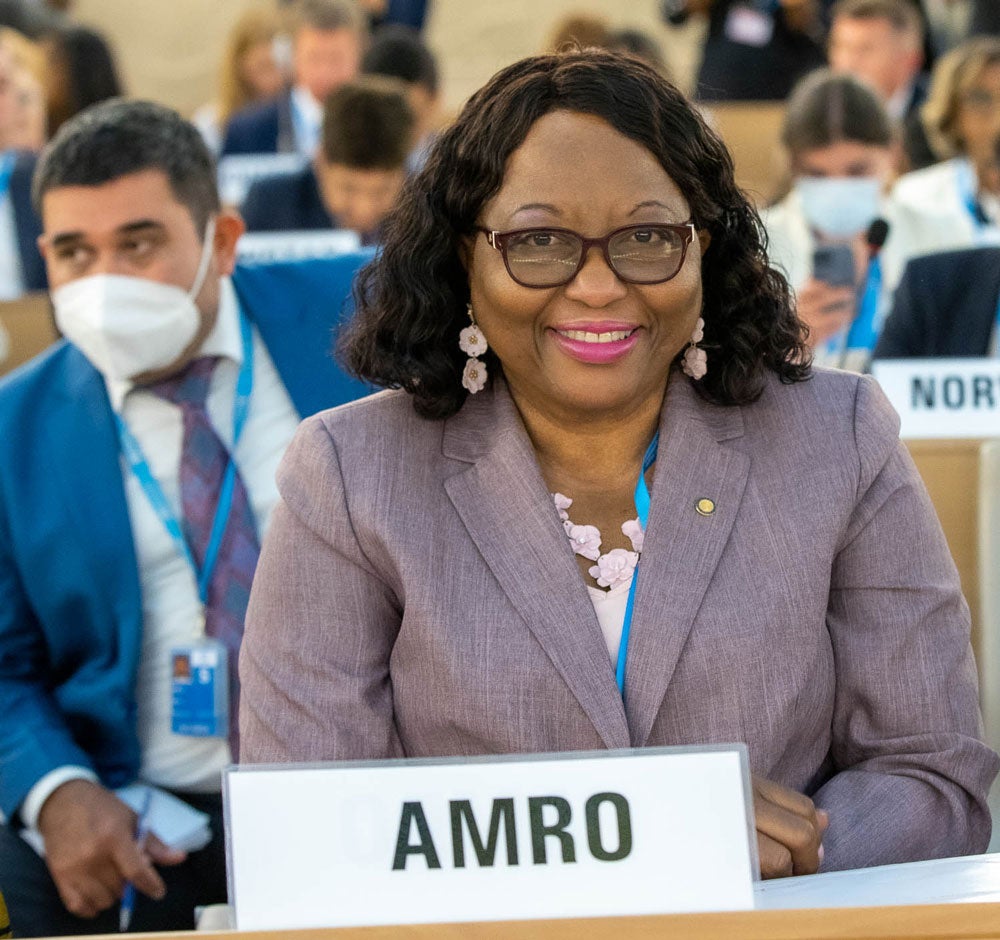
[502,226,688,286]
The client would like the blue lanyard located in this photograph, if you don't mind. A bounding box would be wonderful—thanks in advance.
[0,152,16,204]
[956,159,994,236]
[845,255,882,352]
[615,431,659,698]
[823,255,882,363]
[114,311,255,606]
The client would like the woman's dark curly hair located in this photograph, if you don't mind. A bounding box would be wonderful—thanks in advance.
[342,48,810,419]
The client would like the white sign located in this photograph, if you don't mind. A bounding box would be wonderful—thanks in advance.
[225,746,755,931]
[872,359,1000,439]
[216,153,308,207]
[236,230,363,264]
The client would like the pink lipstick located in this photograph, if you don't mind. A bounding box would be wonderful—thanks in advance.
[549,323,640,364]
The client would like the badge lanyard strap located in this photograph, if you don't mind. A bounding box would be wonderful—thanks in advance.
[956,158,993,237]
[824,254,882,366]
[0,153,16,205]
[844,254,882,354]
[615,431,659,699]
[115,311,255,608]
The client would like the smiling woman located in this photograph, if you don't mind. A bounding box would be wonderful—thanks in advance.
[239,49,999,880]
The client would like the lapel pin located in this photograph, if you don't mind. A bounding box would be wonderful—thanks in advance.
[695,498,716,516]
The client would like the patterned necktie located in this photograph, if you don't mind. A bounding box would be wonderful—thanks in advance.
[148,356,258,757]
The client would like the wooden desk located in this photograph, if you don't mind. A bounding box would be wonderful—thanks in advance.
[699,101,787,208]
[39,901,1000,939]
[906,439,983,659]
[0,292,57,377]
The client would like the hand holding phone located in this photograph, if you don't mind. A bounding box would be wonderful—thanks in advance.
[812,243,856,287]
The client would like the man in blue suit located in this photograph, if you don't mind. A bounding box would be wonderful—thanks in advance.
[221,0,368,158]
[0,99,372,936]
[6,151,46,293]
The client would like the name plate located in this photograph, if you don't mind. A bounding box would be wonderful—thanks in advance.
[236,230,362,264]
[872,359,1000,439]
[225,746,755,930]
[216,153,308,207]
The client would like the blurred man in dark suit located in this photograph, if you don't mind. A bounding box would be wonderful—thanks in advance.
[221,0,367,158]
[241,76,412,244]
[829,0,937,167]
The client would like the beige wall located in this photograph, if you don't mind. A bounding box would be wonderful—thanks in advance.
[70,0,706,118]
[72,0,274,117]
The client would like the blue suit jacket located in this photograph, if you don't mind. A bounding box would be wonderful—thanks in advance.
[0,254,374,818]
[220,92,295,157]
[874,247,1000,359]
[241,167,334,233]
[9,151,45,292]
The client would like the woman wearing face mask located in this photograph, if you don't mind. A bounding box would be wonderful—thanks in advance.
[893,36,1000,246]
[762,69,968,372]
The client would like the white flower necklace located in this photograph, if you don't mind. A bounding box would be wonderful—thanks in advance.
[553,493,644,590]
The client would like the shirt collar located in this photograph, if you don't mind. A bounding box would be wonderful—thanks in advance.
[885,82,912,121]
[291,86,323,136]
[107,277,241,411]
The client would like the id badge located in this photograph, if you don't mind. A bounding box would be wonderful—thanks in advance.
[171,639,228,737]
[724,4,775,47]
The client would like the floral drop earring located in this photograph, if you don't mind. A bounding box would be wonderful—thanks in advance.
[459,303,488,394]
[681,317,707,380]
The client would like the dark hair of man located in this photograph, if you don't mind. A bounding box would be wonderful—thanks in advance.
[361,24,438,95]
[782,68,893,155]
[290,0,367,37]
[342,49,810,420]
[830,0,923,40]
[33,98,220,232]
[321,76,414,169]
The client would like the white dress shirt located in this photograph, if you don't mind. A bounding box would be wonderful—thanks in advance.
[20,279,300,828]
[290,85,323,158]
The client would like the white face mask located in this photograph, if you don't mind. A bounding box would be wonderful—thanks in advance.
[795,176,882,239]
[53,218,217,383]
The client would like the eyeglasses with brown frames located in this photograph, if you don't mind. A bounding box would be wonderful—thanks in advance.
[476,222,697,288]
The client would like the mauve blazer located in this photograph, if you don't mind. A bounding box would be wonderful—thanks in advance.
[240,367,999,871]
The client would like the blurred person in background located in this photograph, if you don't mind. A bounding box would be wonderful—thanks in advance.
[894,36,1000,243]
[607,27,672,76]
[0,0,63,40]
[545,13,611,52]
[969,0,1000,38]
[0,25,43,149]
[677,0,832,101]
[828,0,936,168]
[0,28,45,295]
[222,0,368,158]
[875,136,1000,357]
[361,23,438,169]
[355,0,428,31]
[41,25,123,137]
[193,8,289,156]
[762,69,967,370]
[242,75,412,244]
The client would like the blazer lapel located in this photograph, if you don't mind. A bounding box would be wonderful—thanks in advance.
[49,348,144,660]
[624,374,750,746]
[443,383,630,749]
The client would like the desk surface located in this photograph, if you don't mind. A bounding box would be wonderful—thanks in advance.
[42,855,1000,939]
[42,901,1000,940]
